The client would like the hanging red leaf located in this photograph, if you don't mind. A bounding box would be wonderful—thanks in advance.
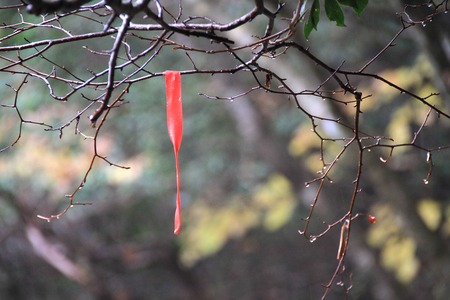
[165,71,183,235]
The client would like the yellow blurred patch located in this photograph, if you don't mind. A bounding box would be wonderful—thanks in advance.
[381,236,419,283]
[180,174,297,266]
[367,203,419,283]
[288,123,321,157]
[416,198,442,231]
[253,174,296,231]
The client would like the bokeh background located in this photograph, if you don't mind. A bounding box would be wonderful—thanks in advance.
[0,1,449,299]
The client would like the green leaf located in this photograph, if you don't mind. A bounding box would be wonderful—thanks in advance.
[338,0,368,16]
[325,0,346,26]
[304,19,314,39]
[304,0,321,38]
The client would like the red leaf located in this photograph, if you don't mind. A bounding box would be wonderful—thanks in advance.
[367,215,376,224]
[165,71,183,235]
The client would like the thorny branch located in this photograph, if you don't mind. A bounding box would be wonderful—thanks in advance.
[88,13,131,125]
[0,0,449,298]
[37,84,131,222]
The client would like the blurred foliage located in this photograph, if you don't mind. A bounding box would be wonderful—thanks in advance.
[416,198,442,231]
[181,173,296,265]
[0,0,449,299]
[367,203,420,283]
[368,197,449,284]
